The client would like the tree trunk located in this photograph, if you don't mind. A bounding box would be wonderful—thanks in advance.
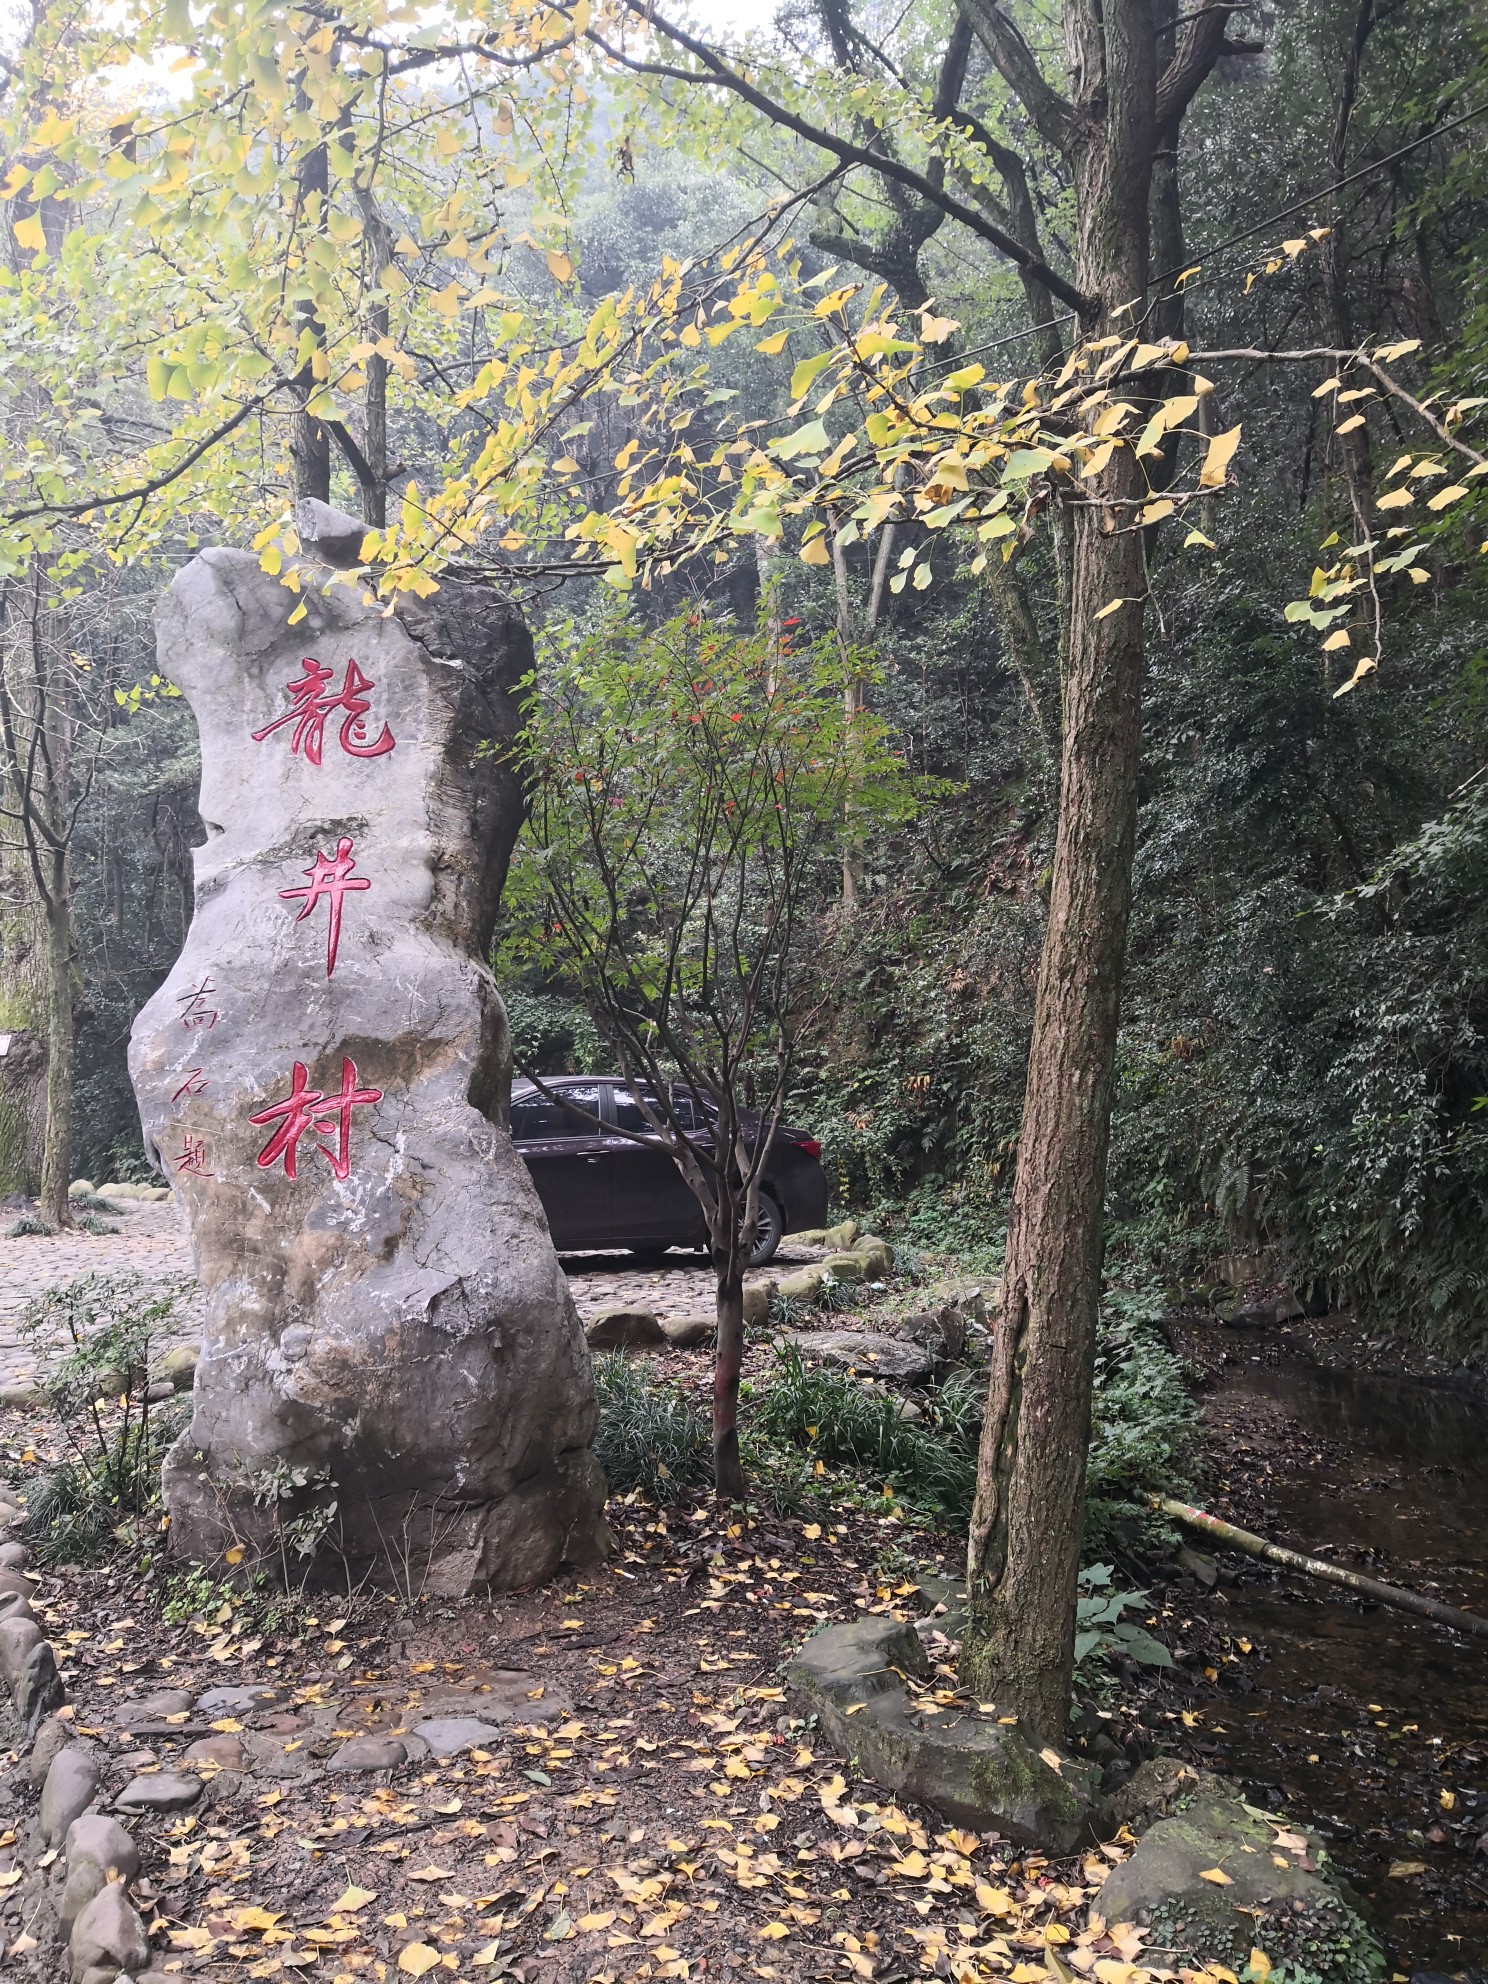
[713,1267,746,1500]
[291,93,332,506]
[961,10,1158,1744]
[38,865,75,1227]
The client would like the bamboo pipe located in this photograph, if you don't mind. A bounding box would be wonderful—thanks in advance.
[1156,1495,1488,1642]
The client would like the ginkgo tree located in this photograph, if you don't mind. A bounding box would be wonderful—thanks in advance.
[3,0,1485,1739]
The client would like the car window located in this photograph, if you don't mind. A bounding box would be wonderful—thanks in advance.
[613,1088,663,1133]
[510,1084,604,1139]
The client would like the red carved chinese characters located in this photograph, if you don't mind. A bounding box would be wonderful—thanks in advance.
[177,980,219,1031]
[251,657,396,765]
[249,1057,383,1182]
[171,1068,210,1101]
[173,1133,212,1176]
[278,836,372,978]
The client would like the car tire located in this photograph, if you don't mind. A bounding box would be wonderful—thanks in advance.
[746,1192,785,1268]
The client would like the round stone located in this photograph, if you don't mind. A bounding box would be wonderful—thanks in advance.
[181,1735,245,1771]
[41,1745,100,1844]
[328,1735,408,1773]
[410,1715,505,1757]
[116,1771,202,1813]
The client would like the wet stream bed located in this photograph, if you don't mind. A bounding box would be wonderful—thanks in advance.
[1135,1335,1488,1974]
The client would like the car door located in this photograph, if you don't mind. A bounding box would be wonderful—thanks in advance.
[509,1082,611,1250]
[605,1082,709,1247]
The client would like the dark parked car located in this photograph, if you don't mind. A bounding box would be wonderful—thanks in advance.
[509,1076,827,1265]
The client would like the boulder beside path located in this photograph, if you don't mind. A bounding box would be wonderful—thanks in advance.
[129,503,608,1594]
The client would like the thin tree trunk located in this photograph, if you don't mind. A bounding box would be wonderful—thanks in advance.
[961,7,1159,1745]
[832,530,864,907]
[38,866,74,1226]
[291,87,332,506]
[712,1269,746,1500]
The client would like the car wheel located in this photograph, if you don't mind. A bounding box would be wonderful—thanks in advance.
[746,1192,784,1268]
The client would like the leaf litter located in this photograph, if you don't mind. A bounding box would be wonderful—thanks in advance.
[9,1479,1250,1984]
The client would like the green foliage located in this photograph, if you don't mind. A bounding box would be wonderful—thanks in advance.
[7,1215,55,1238]
[1085,1290,1198,1553]
[592,1354,712,1504]
[503,989,608,1078]
[17,1270,192,1563]
[753,1344,982,1517]
[160,1565,240,1627]
[1110,590,1488,1354]
[1073,1564,1173,1683]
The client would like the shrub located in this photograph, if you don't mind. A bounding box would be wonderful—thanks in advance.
[18,1271,192,1564]
[1085,1288,1198,1553]
[592,1353,711,1502]
[753,1344,981,1515]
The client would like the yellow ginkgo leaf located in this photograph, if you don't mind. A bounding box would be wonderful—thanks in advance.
[1321,629,1351,651]
[755,331,789,354]
[1426,484,1469,510]
[398,1944,442,1976]
[757,1921,790,1939]
[1198,1865,1234,1885]
[229,1906,282,1933]
[1376,487,1413,508]
[545,248,573,283]
[13,212,45,252]
[1199,424,1242,488]
[1249,1951,1272,1982]
[333,1887,377,1913]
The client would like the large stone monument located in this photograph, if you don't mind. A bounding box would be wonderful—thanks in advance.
[129,501,609,1593]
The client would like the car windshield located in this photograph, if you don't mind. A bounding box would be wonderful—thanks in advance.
[509,1084,603,1139]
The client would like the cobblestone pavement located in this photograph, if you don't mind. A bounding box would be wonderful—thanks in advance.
[0,1196,813,1392]
[0,1199,198,1394]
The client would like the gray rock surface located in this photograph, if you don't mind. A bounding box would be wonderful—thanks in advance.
[782,1331,933,1383]
[1094,1778,1385,1976]
[130,512,608,1593]
[125,1689,195,1721]
[660,1313,715,1349]
[16,1637,66,1731]
[412,1715,506,1756]
[69,1879,150,1980]
[42,1745,101,1843]
[195,1684,276,1716]
[0,1539,29,1569]
[784,1617,1104,1853]
[0,1611,41,1680]
[115,1772,202,1813]
[819,1251,868,1283]
[0,1586,35,1624]
[30,1711,74,1785]
[775,1266,826,1303]
[181,1735,245,1771]
[585,1308,669,1350]
[329,1735,408,1772]
[153,1342,201,1390]
[61,1815,140,1929]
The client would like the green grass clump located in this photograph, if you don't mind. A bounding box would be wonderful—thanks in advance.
[753,1344,981,1515]
[592,1353,712,1503]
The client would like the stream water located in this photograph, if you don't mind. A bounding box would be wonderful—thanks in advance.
[1190,1353,1488,1974]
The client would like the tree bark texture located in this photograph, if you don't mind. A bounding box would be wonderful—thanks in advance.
[962,0,1165,1743]
[38,866,75,1227]
[713,1272,746,1501]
